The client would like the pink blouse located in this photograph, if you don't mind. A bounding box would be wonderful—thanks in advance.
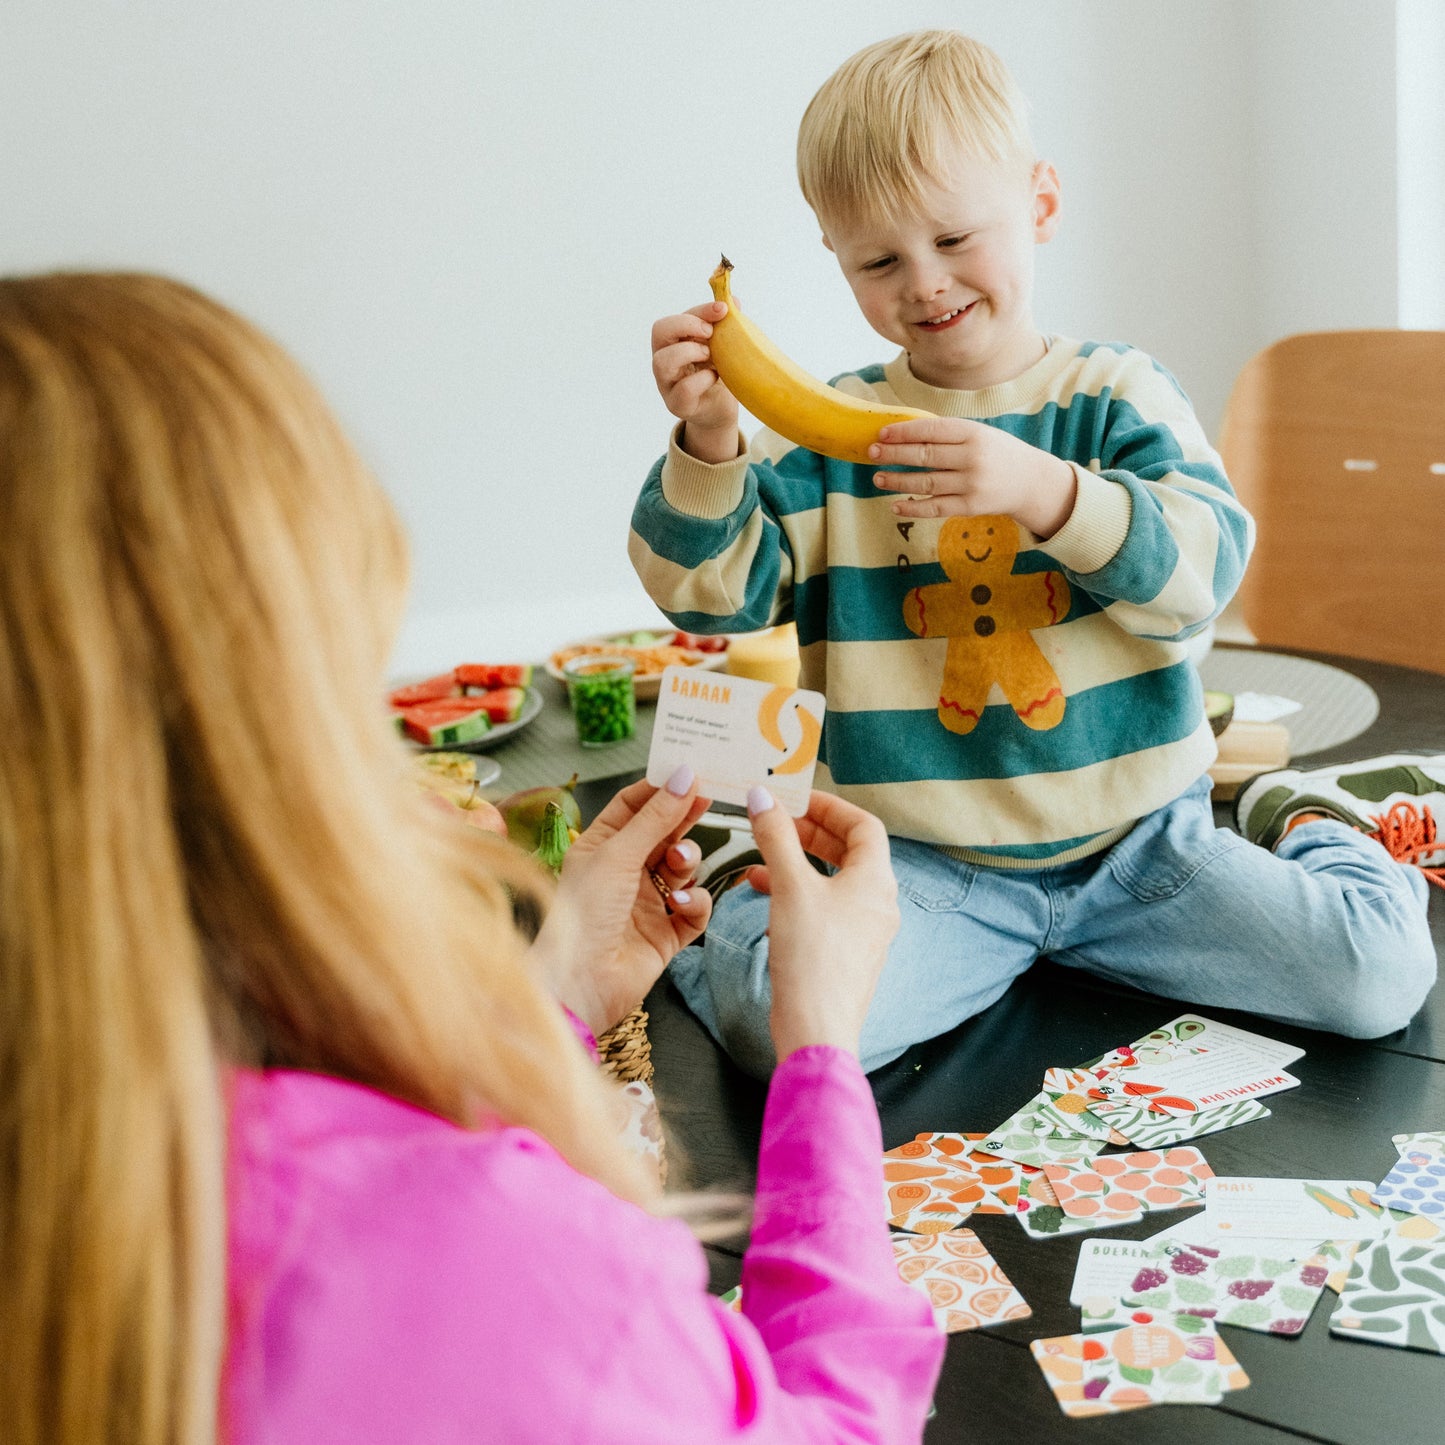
[223,1045,943,1443]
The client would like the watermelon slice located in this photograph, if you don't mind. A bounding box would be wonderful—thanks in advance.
[456,662,534,691]
[474,686,526,723]
[389,671,462,708]
[397,699,492,747]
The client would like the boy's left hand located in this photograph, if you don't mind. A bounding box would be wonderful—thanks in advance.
[870,417,1078,541]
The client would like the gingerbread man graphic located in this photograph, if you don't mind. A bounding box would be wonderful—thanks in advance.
[902,515,1070,735]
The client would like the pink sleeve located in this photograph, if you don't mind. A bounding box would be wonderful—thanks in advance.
[736,1045,944,1439]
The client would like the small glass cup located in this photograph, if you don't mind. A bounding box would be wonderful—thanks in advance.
[563,655,637,747]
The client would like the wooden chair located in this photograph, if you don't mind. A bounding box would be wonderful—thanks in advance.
[1218,330,1445,675]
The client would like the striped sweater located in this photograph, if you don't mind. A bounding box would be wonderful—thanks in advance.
[629,339,1254,864]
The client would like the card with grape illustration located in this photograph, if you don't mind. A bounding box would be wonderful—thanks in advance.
[1120,1238,1333,1336]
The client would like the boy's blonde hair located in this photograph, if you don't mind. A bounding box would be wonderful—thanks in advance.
[798,30,1034,227]
[0,273,654,1445]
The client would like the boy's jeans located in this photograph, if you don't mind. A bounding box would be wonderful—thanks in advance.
[669,776,1437,1079]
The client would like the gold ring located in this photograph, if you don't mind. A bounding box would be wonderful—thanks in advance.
[647,867,673,902]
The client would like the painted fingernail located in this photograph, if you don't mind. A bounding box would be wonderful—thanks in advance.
[666,763,695,796]
[747,784,774,815]
[671,839,701,866]
[669,889,692,907]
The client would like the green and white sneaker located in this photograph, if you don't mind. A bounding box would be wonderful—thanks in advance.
[1235,753,1445,886]
[685,811,762,901]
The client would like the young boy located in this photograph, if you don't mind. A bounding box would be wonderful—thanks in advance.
[631,30,1438,1077]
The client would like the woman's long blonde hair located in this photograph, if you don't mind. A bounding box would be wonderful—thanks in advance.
[0,273,652,1444]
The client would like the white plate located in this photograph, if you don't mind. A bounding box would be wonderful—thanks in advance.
[546,630,728,702]
[406,686,544,753]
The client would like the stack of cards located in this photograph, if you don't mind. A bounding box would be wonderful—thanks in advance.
[882,1132,1022,1233]
[976,1015,1302,1181]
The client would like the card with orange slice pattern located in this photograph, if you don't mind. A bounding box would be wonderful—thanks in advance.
[1044,1147,1215,1222]
[891,1228,1031,1332]
[1017,1164,1143,1238]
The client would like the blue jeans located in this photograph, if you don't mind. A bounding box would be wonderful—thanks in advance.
[668,776,1437,1078]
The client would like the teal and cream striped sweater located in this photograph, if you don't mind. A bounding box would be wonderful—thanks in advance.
[629,339,1254,865]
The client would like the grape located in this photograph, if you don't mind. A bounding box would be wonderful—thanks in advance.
[1298,1265,1328,1287]
[1131,1267,1169,1292]
[1227,1278,1274,1300]
[1170,1251,1208,1276]
[1269,1317,1307,1335]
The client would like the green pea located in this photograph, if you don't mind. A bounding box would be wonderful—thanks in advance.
[564,656,637,747]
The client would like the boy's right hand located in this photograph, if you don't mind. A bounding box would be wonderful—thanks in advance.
[650,302,741,463]
[743,787,900,1062]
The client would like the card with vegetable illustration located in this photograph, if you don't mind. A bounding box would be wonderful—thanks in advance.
[646,665,825,816]
[1203,1177,1393,1242]
[1122,1239,1332,1335]
[890,1229,1031,1333]
[1030,1316,1247,1416]
[1329,1212,1445,1354]
[1085,1095,1272,1151]
[1043,1148,1215,1223]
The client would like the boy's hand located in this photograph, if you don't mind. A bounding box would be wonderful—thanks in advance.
[870,417,1079,541]
[650,301,741,464]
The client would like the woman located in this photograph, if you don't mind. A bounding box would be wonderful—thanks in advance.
[0,273,942,1444]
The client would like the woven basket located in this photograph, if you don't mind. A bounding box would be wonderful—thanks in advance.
[596,1004,654,1085]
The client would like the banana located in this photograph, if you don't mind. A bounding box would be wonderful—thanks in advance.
[707,256,931,465]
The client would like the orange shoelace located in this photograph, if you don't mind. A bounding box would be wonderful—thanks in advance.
[1371,801,1445,891]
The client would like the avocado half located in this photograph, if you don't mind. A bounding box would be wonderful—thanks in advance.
[1205,690,1234,736]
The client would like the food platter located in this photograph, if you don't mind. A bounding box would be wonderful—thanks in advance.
[547,629,728,702]
[406,685,544,753]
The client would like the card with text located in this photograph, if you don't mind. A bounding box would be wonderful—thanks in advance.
[646,666,826,816]
[1203,1177,1392,1242]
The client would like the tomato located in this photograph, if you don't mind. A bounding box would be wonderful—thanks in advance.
[670,630,729,653]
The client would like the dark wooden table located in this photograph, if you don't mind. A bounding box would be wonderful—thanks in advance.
[577,648,1445,1445]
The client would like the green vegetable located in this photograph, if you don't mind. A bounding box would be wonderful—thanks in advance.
[566,659,636,747]
[533,801,572,875]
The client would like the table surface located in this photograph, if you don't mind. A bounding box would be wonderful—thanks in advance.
[573,646,1445,1445]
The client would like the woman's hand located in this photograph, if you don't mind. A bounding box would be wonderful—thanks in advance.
[743,787,900,1061]
[531,767,712,1038]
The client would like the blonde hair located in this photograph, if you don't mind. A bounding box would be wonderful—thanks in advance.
[798,29,1035,227]
[0,273,653,1444]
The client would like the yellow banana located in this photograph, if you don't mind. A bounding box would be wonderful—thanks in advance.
[707,256,931,465]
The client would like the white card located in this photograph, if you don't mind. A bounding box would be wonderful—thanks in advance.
[1069,1238,1164,1305]
[1130,1015,1305,1070]
[646,665,826,817]
[1202,1177,1392,1242]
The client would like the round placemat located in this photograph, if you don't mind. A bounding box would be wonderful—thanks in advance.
[1198,648,1379,757]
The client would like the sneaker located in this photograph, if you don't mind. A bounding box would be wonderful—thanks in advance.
[1235,753,1445,888]
[685,811,762,901]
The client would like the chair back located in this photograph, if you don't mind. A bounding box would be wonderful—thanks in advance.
[1219,330,1445,674]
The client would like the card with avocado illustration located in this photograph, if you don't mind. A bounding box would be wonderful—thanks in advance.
[647,665,825,816]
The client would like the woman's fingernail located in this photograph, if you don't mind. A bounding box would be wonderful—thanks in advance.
[666,763,695,796]
[669,889,692,907]
[672,839,701,866]
[747,784,774,815]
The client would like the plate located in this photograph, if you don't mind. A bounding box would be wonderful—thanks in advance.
[406,686,544,753]
[547,630,728,702]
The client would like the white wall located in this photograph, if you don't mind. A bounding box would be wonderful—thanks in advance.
[0,1,1413,673]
